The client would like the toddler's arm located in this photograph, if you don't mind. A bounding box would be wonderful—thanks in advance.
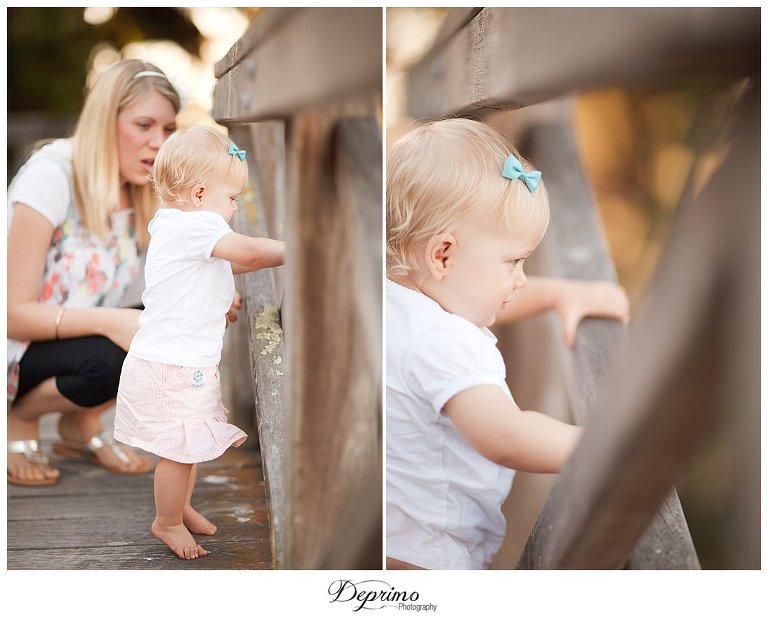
[495,276,629,346]
[444,385,582,473]
[213,232,285,272]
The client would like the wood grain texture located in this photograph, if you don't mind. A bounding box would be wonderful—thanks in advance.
[517,118,697,569]
[407,7,759,119]
[212,8,383,569]
[317,116,382,569]
[213,8,381,124]
[227,124,288,568]
[214,8,294,78]
[518,89,758,567]
[8,541,272,570]
[283,98,382,568]
[7,445,273,569]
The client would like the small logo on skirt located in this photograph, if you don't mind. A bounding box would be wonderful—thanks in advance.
[191,370,204,388]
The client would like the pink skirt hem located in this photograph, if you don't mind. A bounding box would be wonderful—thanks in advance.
[114,353,247,464]
[114,426,246,464]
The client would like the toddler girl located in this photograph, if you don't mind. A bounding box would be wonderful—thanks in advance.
[386,119,629,570]
[114,126,285,560]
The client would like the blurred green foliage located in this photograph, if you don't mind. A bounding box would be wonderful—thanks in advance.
[8,7,201,114]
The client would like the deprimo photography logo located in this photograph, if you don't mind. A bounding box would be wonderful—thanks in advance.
[328,579,438,612]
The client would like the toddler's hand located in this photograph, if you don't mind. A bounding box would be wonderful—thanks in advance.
[226,291,243,324]
[555,280,629,347]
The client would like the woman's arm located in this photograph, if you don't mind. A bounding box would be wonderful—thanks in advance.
[213,232,285,272]
[444,384,582,473]
[7,203,141,350]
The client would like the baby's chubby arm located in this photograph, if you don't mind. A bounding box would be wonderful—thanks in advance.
[444,385,582,473]
[212,232,285,273]
[495,276,629,347]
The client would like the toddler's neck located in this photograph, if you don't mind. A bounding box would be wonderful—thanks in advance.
[388,273,421,294]
[162,201,197,212]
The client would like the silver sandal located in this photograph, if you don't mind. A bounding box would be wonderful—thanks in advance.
[7,439,60,486]
[52,431,153,475]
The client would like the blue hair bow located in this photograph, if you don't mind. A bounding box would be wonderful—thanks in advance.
[502,154,541,193]
[228,143,246,161]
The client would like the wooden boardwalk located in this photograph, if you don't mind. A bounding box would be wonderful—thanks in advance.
[7,410,273,569]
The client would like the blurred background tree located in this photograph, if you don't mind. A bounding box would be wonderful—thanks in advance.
[7,6,260,177]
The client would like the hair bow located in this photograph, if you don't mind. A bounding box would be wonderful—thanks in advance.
[501,154,541,193]
[228,143,247,161]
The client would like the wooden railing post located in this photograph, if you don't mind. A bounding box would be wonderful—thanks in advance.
[520,87,758,568]
[516,118,699,568]
[213,8,382,569]
[284,106,382,568]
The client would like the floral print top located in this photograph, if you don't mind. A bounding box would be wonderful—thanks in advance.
[7,143,140,402]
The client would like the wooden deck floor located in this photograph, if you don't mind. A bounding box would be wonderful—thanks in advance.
[7,410,273,570]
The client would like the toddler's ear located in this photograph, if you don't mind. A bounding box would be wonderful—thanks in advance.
[190,183,206,208]
[424,234,455,281]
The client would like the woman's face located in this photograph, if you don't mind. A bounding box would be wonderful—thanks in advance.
[116,90,177,186]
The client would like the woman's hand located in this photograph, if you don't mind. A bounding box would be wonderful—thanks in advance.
[101,308,142,351]
[226,291,243,324]
[555,280,630,347]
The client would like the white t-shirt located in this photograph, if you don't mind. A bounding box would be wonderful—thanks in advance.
[386,279,516,570]
[129,208,234,367]
[7,139,72,229]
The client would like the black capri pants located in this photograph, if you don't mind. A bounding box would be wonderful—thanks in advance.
[16,336,127,408]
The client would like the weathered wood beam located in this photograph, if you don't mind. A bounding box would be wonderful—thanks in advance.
[214,9,294,78]
[318,116,382,569]
[518,118,699,569]
[407,7,758,118]
[228,124,288,568]
[519,86,758,568]
[282,97,381,568]
[213,8,381,124]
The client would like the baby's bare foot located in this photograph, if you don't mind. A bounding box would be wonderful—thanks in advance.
[183,505,217,535]
[151,520,208,560]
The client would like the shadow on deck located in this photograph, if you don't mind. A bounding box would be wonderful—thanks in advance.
[7,411,273,570]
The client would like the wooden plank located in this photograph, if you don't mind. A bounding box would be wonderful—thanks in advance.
[7,444,260,498]
[518,118,697,569]
[8,513,269,550]
[8,480,265,521]
[430,7,481,50]
[317,116,382,569]
[214,8,293,78]
[519,88,758,568]
[721,97,760,567]
[227,124,289,568]
[282,97,382,568]
[7,444,273,569]
[8,541,272,570]
[213,8,381,124]
[334,117,382,372]
[221,278,258,440]
[407,7,759,118]
[247,121,286,290]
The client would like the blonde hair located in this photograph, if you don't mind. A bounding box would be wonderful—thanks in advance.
[71,59,180,248]
[387,118,550,277]
[151,126,248,206]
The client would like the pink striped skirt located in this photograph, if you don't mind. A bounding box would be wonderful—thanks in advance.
[114,353,247,464]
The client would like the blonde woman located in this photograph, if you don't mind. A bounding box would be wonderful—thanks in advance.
[7,59,181,485]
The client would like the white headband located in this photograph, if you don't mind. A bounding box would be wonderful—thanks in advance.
[132,70,167,80]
